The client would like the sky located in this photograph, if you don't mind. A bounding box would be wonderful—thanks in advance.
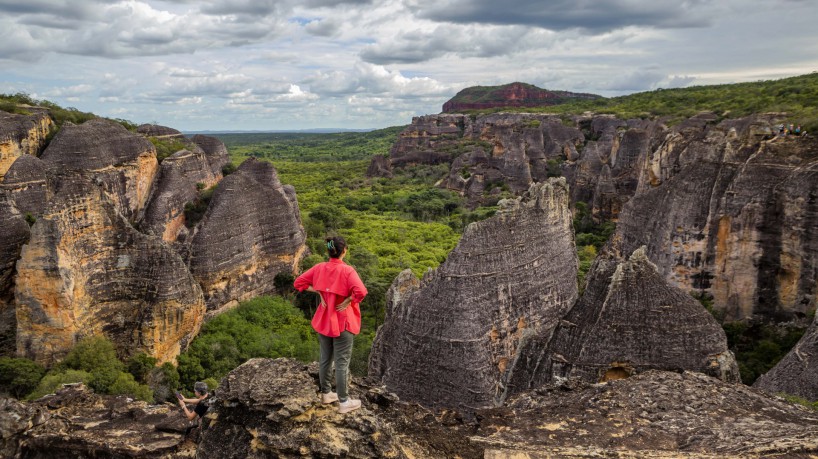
[1,0,816,131]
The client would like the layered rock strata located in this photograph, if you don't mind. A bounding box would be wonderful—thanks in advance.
[190,134,230,178]
[187,158,307,312]
[0,154,52,218]
[0,193,30,356]
[40,118,158,222]
[369,179,578,412]
[15,179,205,365]
[140,148,220,242]
[0,110,53,179]
[755,312,818,401]
[535,247,739,386]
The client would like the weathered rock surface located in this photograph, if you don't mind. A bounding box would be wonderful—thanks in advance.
[189,134,230,179]
[0,192,30,356]
[0,396,50,458]
[0,154,52,218]
[615,115,818,321]
[187,158,307,312]
[141,148,221,242]
[15,179,205,365]
[369,179,578,412]
[534,247,739,387]
[197,358,480,459]
[41,118,158,222]
[442,82,600,113]
[137,123,185,139]
[755,312,818,401]
[476,370,818,458]
[6,384,193,459]
[0,111,53,179]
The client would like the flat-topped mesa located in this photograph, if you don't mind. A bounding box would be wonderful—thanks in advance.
[40,119,158,222]
[0,111,53,179]
[615,113,818,322]
[442,82,601,113]
[369,178,578,412]
[537,247,739,386]
[0,192,30,356]
[14,178,205,366]
[140,148,221,242]
[187,158,307,313]
[755,313,818,401]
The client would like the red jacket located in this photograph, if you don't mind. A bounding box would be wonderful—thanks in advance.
[294,258,367,337]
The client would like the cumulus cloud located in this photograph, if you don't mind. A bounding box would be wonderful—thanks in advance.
[306,62,453,98]
[412,0,715,33]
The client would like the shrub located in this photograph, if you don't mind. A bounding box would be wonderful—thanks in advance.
[127,353,158,383]
[27,370,92,400]
[0,357,46,398]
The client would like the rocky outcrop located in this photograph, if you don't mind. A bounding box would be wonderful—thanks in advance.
[0,154,52,218]
[0,111,53,179]
[140,148,220,242]
[187,158,307,312]
[535,247,739,386]
[40,118,158,222]
[755,312,818,401]
[190,134,230,179]
[15,179,205,366]
[366,154,392,178]
[3,384,193,458]
[137,123,185,139]
[442,82,600,113]
[477,370,818,458]
[369,179,578,412]
[198,358,480,459]
[616,115,818,321]
[0,192,30,356]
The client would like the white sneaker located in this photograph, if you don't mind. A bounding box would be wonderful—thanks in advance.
[321,392,338,404]
[337,398,361,414]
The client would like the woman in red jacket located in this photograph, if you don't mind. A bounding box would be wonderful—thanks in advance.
[294,236,367,414]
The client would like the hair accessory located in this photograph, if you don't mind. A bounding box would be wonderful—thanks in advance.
[327,240,335,251]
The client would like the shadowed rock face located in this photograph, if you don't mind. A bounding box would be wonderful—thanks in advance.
[188,158,307,312]
[755,313,818,401]
[140,148,220,242]
[15,179,205,365]
[0,111,53,179]
[369,179,578,412]
[616,115,818,321]
[537,247,739,386]
[41,119,158,222]
[0,192,29,356]
[0,154,52,218]
[190,134,230,179]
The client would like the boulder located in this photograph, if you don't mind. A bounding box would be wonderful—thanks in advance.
[40,118,158,222]
[369,179,578,412]
[0,192,30,356]
[137,123,184,139]
[755,312,818,401]
[15,178,205,365]
[537,247,739,386]
[0,110,53,179]
[189,134,230,179]
[187,158,307,312]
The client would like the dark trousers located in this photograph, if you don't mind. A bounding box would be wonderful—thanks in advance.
[318,331,354,401]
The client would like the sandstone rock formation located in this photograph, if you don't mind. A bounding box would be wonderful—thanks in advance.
[137,123,185,139]
[442,82,600,113]
[615,115,818,321]
[198,358,480,459]
[369,179,578,412]
[534,247,739,387]
[0,193,30,356]
[2,384,193,458]
[140,148,221,242]
[476,370,818,458]
[15,179,205,365]
[40,118,158,222]
[190,134,230,179]
[0,154,52,218]
[187,158,307,312]
[755,312,818,401]
[0,111,53,179]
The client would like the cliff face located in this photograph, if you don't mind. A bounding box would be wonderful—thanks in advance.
[538,247,739,386]
[0,192,29,356]
[442,82,600,113]
[0,111,53,179]
[14,179,205,365]
[187,158,307,312]
[0,154,52,219]
[40,119,158,222]
[369,179,578,412]
[383,112,817,322]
